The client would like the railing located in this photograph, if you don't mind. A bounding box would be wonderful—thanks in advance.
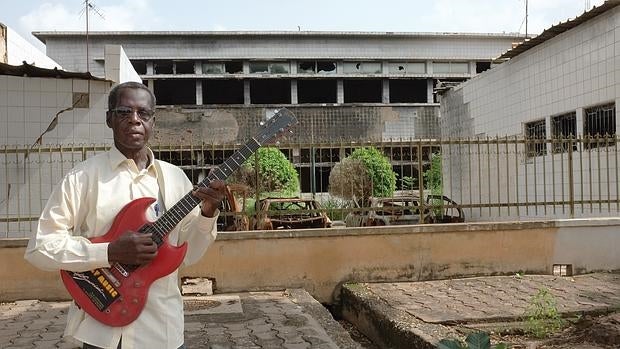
[2,136,619,237]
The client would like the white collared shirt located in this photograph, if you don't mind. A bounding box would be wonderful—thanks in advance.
[25,146,218,349]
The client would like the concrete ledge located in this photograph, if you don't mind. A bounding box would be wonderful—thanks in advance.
[2,218,620,303]
[341,283,455,349]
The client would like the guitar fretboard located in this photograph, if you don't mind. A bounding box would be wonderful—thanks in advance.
[142,138,261,246]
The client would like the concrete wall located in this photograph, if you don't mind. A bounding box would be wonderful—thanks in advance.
[104,45,141,84]
[439,6,620,221]
[4,26,60,69]
[2,219,618,303]
[38,32,520,77]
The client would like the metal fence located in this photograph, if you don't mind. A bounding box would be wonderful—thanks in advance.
[2,136,619,237]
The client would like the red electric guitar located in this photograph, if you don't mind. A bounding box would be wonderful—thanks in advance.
[60,108,297,327]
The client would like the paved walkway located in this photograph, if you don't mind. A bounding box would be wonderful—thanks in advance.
[341,272,620,349]
[365,272,620,324]
[0,289,359,349]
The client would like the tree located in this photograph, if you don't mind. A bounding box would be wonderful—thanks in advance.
[231,147,299,197]
[329,147,396,203]
[423,152,443,195]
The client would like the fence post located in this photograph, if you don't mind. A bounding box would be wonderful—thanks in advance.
[568,136,575,218]
[417,139,425,223]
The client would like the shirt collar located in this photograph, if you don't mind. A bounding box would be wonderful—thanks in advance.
[108,145,155,172]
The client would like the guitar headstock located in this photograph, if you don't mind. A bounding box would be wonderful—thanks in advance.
[256,108,298,145]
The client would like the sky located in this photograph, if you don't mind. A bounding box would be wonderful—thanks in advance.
[0,0,607,50]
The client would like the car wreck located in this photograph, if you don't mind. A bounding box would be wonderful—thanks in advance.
[254,197,332,230]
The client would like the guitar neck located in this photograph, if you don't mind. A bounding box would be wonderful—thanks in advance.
[144,138,261,245]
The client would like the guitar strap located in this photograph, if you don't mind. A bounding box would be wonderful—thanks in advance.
[153,160,167,214]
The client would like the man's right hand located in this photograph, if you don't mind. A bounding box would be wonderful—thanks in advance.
[107,232,158,265]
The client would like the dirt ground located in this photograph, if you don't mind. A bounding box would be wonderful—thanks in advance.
[492,313,620,349]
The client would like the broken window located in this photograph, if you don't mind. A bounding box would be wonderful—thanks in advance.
[202,61,243,74]
[525,120,547,157]
[153,79,196,105]
[250,79,291,104]
[297,61,337,74]
[203,63,224,74]
[131,60,147,75]
[389,79,427,103]
[203,80,244,104]
[433,62,469,74]
[174,60,195,74]
[297,80,337,103]
[584,103,616,149]
[476,61,491,74]
[343,79,382,103]
[225,61,243,74]
[343,62,382,74]
[388,62,426,74]
[154,60,173,74]
[551,112,577,153]
[249,62,289,74]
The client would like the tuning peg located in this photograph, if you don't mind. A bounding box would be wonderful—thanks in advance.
[259,121,265,126]
[289,130,294,134]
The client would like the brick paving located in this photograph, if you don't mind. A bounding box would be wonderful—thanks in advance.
[364,273,620,324]
[0,289,359,349]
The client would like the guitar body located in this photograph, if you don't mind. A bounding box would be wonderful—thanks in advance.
[60,197,187,327]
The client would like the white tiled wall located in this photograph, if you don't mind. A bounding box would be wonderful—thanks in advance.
[0,76,112,146]
[440,7,620,221]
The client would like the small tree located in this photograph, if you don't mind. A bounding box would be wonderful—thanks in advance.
[423,152,442,195]
[328,157,373,202]
[349,147,396,198]
[231,147,299,198]
[329,147,396,204]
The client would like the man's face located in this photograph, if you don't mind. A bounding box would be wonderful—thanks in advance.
[106,88,155,153]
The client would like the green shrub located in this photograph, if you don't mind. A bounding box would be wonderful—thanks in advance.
[348,147,396,199]
[328,157,373,202]
[231,147,299,198]
[524,288,565,338]
[437,332,508,349]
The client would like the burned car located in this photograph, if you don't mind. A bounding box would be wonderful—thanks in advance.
[254,197,332,230]
[426,194,465,223]
[345,194,432,227]
[344,193,464,227]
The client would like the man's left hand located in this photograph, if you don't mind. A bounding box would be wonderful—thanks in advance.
[192,180,227,218]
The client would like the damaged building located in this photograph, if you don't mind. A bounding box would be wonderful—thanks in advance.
[32,30,521,192]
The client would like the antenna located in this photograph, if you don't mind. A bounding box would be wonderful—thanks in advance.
[79,0,105,73]
[525,0,529,39]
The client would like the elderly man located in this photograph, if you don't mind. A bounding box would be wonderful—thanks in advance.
[25,81,226,349]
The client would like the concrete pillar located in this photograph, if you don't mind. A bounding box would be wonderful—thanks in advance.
[244,80,251,105]
[426,60,433,75]
[336,61,344,74]
[243,61,250,74]
[195,60,202,74]
[290,60,297,75]
[427,78,434,103]
[576,107,584,136]
[616,98,620,135]
[382,79,389,104]
[291,80,298,104]
[545,115,552,154]
[146,61,154,75]
[469,61,476,76]
[196,80,203,105]
[337,79,344,104]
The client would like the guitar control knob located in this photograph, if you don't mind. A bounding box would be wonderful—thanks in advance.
[121,309,127,315]
[132,298,139,304]
[134,281,142,287]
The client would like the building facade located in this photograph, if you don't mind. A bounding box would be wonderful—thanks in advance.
[439,2,620,221]
[35,31,520,143]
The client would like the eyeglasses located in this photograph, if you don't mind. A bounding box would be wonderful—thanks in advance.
[110,107,155,122]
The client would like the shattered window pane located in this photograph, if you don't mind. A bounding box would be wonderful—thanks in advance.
[343,62,382,74]
[203,63,224,74]
[249,62,269,73]
[316,61,336,74]
[269,62,289,74]
[388,62,426,74]
[225,61,243,74]
[298,61,316,74]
